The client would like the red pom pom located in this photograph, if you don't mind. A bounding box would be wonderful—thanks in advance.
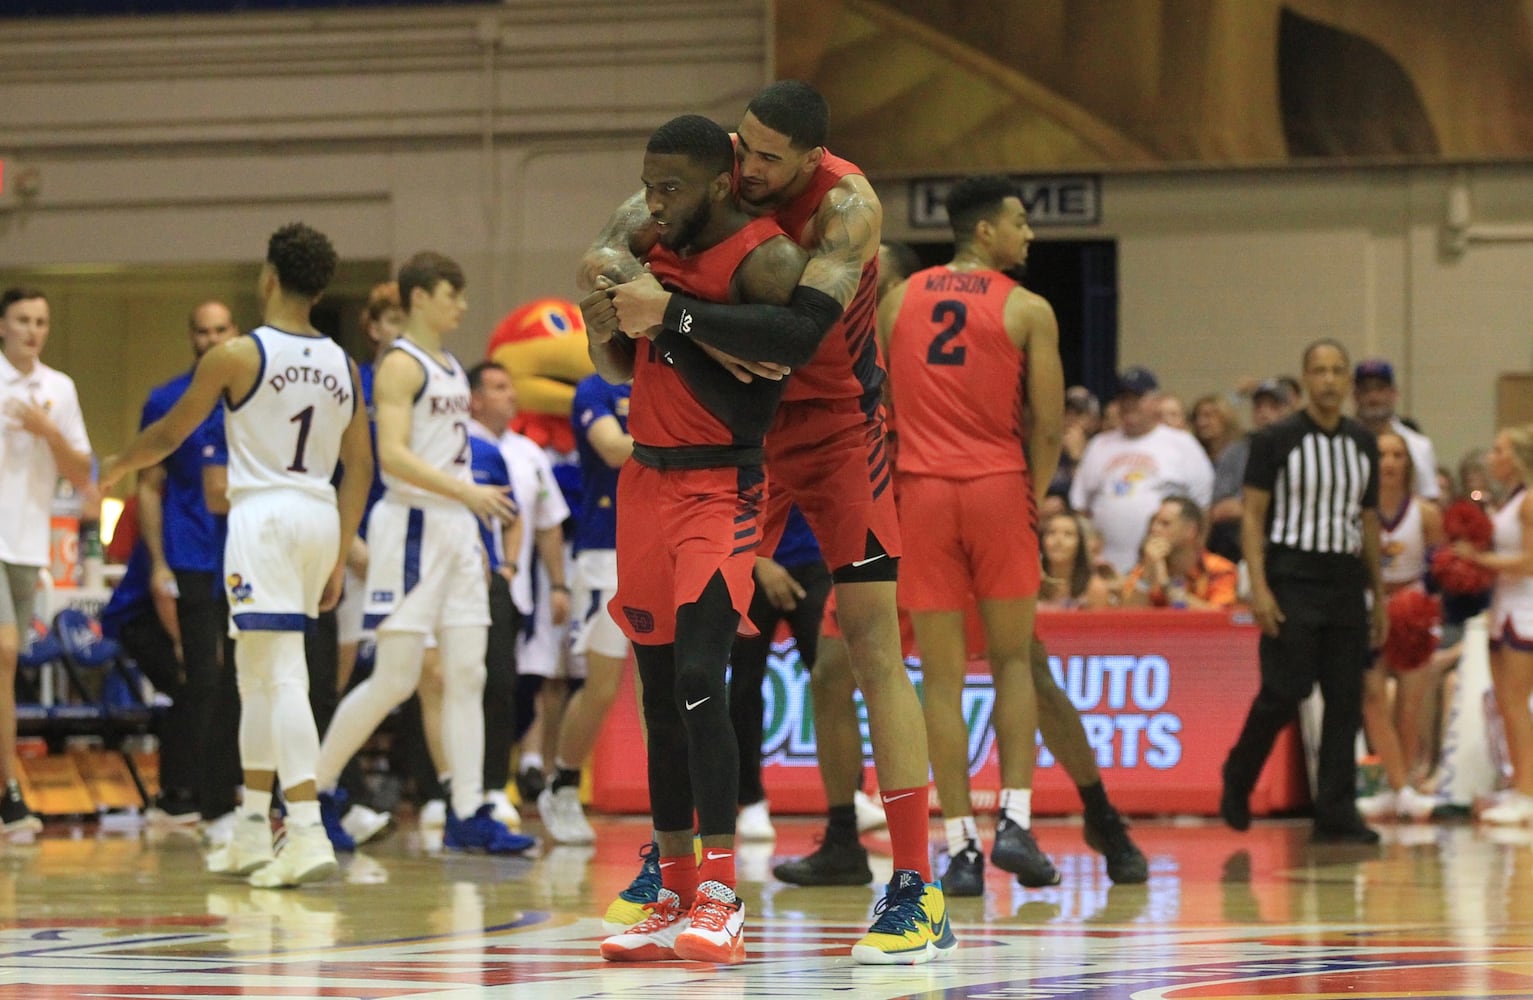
[1383,589,1441,673]
[1443,499,1494,548]
[1430,546,1495,595]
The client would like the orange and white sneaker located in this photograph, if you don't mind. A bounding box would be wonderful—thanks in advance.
[673,880,745,965]
[600,888,690,962]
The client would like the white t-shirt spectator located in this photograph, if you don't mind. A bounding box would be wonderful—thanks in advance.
[498,428,570,617]
[0,354,91,567]
[1070,423,1214,573]
[1393,417,1440,502]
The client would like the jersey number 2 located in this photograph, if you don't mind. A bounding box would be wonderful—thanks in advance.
[926,300,968,367]
[287,406,315,473]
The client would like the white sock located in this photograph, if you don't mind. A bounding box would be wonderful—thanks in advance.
[243,789,272,821]
[440,625,489,818]
[521,752,544,774]
[288,800,321,827]
[944,815,980,857]
[1000,788,1033,829]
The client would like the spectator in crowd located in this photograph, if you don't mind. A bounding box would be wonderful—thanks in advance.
[1222,338,1386,845]
[1049,386,1100,501]
[1459,448,1498,509]
[1038,510,1115,610]
[537,369,632,846]
[1356,430,1445,822]
[0,287,93,834]
[1157,392,1189,431]
[729,506,831,843]
[1200,389,1247,561]
[1070,366,1214,574]
[1208,379,1295,563]
[1121,497,1239,609]
[1192,394,1242,466]
[1353,359,1440,502]
[1465,425,1533,824]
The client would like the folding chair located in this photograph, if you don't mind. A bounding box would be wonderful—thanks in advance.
[51,608,154,809]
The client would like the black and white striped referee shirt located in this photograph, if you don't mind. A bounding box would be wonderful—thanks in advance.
[1244,411,1379,580]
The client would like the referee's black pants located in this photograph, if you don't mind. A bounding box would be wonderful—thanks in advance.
[1224,575,1369,830]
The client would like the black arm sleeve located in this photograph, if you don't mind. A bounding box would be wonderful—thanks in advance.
[660,285,845,367]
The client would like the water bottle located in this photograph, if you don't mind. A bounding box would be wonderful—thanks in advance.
[80,519,104,590]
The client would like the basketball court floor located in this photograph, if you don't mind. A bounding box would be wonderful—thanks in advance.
[2,811,1530,998]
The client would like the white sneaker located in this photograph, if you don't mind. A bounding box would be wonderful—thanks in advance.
[539,785,596,845]
[673,880,746,964]
[855,790,888,833]
[486,789,522,830]
[340,804,392,845]
[201,810,238,848]
[600,888,690,962]
[1395,786,1439,822]
[250,823,338,888]
[206,815,274,876]
[1482,791,1533,825]
[419,799,446,831]
[1356,790,1398,820]
[737,800,775,842]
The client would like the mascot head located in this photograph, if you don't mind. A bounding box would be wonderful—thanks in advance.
[485,298,596,453]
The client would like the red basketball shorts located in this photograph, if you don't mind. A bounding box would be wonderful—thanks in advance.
[896,471,1041,612]
[609,461,763,646]
[759,397,902,575]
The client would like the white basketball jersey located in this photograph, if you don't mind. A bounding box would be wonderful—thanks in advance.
[381,338,473,509]
[227,326,357,502]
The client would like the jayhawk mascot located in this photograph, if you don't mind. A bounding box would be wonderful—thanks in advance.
[485,297,595,510]
[486,298,595,453]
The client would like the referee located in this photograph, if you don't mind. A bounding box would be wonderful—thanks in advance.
[1221,338,1388,844]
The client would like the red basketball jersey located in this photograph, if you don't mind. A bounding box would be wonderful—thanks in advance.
[888,266,1028,478]
[632,216,785,448]
[755,150,883,409]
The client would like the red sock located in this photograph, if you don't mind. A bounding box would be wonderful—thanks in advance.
[660,854,698,908]
[697,846,736,892]
[881,786,932,882]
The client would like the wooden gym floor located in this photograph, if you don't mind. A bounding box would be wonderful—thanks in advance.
[3,811,1532,998]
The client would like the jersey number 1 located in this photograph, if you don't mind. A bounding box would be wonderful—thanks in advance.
[926,300,968,367]
[288,405,315,473]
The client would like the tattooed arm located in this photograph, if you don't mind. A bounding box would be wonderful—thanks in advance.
[606,180,877,367]
[576,189,659,292]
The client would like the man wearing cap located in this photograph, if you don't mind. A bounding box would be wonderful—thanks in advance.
[1069,366,1214,574]
[1207,378,1299,561]
[1353,359,1440,501]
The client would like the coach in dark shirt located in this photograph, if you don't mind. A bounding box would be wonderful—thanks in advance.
[1221,338,1388,844]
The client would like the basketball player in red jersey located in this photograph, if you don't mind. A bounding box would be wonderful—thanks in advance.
[583,80,952,967]
[880,175,1063,897]
[583,115,810,967]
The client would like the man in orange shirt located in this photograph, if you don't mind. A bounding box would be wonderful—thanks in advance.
[1122,497,1239,609]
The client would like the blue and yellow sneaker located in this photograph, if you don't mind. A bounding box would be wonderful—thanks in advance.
[602,842,663,933]
[851,870,958,965]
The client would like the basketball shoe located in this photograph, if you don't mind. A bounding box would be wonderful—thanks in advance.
[444,803,536,854]
[603,841,663,932]
[250,823,337,888]
[600,888,690,961]
[673,880,745,964]
[207,814,275,876]
[851,870,958,966]
[991,817,1061,887]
